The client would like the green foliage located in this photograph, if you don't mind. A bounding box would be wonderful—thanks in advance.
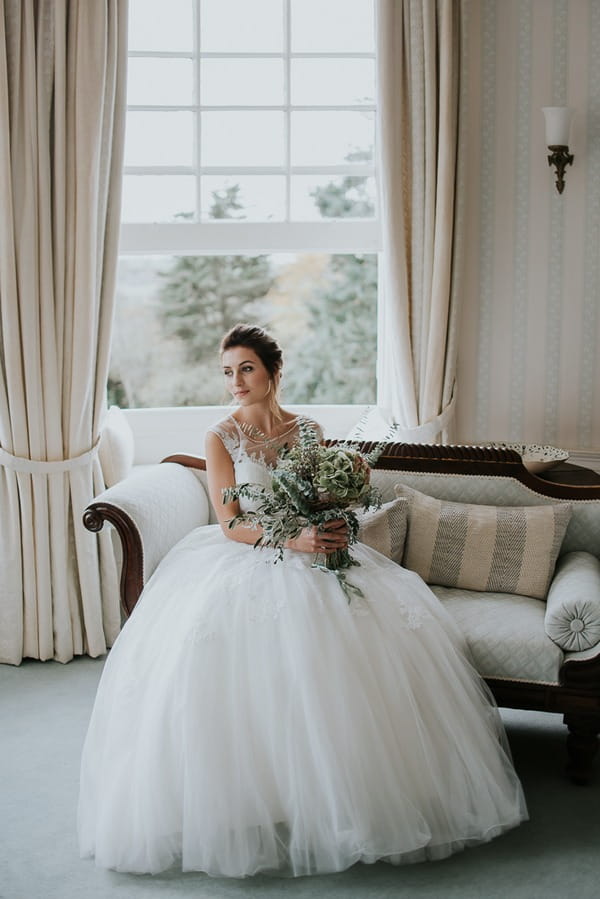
[311,149,375,219]
[158,186,275,364]
[283,152,377,404]
[112,157,378,408]
[223,421,381,601]
[106,374,128,408]
[283,252,377,404]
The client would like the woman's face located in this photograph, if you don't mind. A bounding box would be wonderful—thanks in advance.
[222,345,272,406]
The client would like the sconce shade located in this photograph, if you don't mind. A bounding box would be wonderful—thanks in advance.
[542,107,574,147]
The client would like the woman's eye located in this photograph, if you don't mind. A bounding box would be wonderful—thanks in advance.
[242,366,254,372]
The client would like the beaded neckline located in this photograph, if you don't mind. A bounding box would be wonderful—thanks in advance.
[228,414,299,446]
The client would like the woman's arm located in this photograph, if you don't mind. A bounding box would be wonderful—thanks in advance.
[205,430,260,546]
[205,431,347,553]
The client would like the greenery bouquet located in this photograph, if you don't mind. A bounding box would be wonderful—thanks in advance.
[223,420,383,600]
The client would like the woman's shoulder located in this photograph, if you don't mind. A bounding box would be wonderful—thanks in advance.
[206,415,240,449]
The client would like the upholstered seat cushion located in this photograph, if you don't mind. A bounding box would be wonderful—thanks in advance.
[431,585,564,684]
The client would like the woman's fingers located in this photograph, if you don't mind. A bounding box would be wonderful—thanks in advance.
[318,524,347,541]
[313,524,348,552]
[295,524,349,554]
[289,526,347,554]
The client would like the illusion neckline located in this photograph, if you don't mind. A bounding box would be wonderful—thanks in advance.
[228,414,300,445]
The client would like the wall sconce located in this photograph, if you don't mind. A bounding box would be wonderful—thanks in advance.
[542,107,574,194]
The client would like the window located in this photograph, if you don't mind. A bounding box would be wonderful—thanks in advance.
[112,0,379,408]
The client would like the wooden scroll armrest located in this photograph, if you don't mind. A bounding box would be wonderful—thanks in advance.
[83,500,144,618]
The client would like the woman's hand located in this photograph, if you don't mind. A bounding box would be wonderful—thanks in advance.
[286,520,348,555]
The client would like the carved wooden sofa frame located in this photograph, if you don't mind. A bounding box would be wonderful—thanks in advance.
[83,443,600,785]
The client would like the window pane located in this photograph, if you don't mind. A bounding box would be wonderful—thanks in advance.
[129,0,193,51]
[122,175,196,223]
[201,0,284,52]
[291,175,376,220]
[125,111,194,166]
[201,58,284,106]
[128,58,194,106]
[291,111,374,166]
[291,0,374,52]
[291,59,375,106]
[202,112,284,166]
[110,253,377,408]
[201,176,285,221]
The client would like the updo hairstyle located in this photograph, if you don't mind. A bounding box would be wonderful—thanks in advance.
[220,323,283,380]
[220,323,284,414]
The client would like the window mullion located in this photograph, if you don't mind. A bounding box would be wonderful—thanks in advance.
[120,221,380,255]
[195,0,202,220]
[284,0,292,222]
[128,105,375,113]
[124,165,374,176]
[125,0,378,244]
[128,50,375,60]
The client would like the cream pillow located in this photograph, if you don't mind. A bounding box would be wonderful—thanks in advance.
[98,405,135,488]
[356,498,408,563]
[395,484,572,600]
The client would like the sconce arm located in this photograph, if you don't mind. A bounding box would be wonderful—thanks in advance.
[547,145,574,194]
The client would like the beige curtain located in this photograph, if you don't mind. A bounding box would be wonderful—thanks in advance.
[376,0,464,442]
[0,0,127,664]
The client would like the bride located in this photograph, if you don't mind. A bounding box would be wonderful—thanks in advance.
[78,323,527,878]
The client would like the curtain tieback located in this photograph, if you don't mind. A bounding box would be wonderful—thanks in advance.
[391,393,457,444]
[0,440,100,474]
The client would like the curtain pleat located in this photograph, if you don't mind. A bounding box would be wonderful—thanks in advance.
[0,0,127,664]
[376,0,464,443]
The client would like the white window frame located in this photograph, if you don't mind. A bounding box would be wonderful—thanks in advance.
[120,0,380,255]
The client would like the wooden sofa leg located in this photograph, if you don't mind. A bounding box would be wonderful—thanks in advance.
[563,715,600,785]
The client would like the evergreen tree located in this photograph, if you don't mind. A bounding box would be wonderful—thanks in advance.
[158,187,274,363]
[285,254,377,403]
[283,151,377,404]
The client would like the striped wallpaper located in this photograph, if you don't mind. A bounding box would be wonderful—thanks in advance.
[455,0,600,453]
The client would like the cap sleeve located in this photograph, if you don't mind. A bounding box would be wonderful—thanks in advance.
[207,417,240,458]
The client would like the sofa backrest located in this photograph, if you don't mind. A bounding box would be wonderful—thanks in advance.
[364,443,599,557]
[173,442,600,558]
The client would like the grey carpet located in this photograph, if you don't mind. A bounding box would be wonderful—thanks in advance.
[1,656,599,899]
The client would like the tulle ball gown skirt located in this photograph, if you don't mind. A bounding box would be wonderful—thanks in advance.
[78,527,527,877]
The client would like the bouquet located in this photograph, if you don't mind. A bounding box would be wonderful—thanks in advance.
[223,420,385,601]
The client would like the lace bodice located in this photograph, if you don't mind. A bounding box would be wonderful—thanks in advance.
[208,414,323,510]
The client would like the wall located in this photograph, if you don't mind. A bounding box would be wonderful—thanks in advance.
[456,0,600,453]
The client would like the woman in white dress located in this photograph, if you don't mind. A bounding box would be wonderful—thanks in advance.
[78,323,527,878]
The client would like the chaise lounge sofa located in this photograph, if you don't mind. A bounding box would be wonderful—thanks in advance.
[84,441,600,784]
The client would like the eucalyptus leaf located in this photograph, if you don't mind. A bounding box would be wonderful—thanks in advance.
[221,423,382,603]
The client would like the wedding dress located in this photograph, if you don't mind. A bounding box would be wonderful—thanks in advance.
[78,415,527,878]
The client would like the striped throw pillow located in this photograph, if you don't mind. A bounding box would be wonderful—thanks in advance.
[357,498,408,563]
[394,484,572,600]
